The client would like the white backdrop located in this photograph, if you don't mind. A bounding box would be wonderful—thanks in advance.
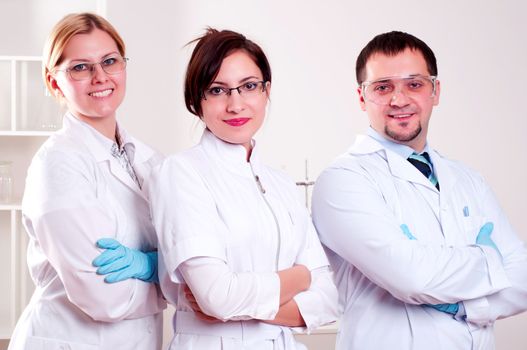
[1,0,526,349]
[106,1,527,348]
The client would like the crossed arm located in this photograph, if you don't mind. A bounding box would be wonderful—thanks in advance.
[311,164,527,324]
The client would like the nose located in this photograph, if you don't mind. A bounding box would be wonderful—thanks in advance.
[389,86,411,107]
[226,89,245,113]
[91,63,109,83]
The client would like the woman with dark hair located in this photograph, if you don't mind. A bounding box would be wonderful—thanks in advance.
[148,28,338,349]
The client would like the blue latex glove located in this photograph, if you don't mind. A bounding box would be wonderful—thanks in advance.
[93,238,158,283]
[399,224,459,316]
[475,222,501,257]
[426,302,459,314]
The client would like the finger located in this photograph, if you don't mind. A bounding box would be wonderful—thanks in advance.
[96,238,122,250]
[400,224,416,240]
[104,268,133,283]
[479,222,494,236]
[194,311,219,323]
[92,245,126,267]
[96,248,133,274]
[188,299,200,309]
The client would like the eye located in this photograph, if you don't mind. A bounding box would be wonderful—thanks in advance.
[70,63,89,72]
[102,57,117,66]
[372,83,394,94]
[242,81,259,91]
[207,87,226,96]
[407,80,425,90]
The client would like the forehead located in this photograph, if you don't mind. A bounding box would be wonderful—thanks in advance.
[61,28,118,62]
[364,48,429,82]
[215,50,262,81]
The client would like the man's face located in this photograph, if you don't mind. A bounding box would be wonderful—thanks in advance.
[358,48,440,151]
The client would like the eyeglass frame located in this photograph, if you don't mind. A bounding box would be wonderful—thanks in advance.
[54,56,129,81]
[202,80,268,100]
[360,74,438,105]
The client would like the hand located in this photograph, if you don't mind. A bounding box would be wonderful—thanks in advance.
[183,285,221,323]
[400,224,417,240]
[399,224,459,316]
[476,222,501,257]
[92,238,158,283]
[426,303,459,315]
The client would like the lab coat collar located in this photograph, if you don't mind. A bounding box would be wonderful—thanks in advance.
[61,113,150,199]
[200,128,263,177]
[349,134,439,192]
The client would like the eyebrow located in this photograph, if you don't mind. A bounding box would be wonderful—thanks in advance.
[66,51,120,64]
[211,76,262,86]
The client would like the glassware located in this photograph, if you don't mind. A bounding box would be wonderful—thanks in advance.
[0,161,14,204]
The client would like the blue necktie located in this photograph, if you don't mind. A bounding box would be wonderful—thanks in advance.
[408,152,440,190]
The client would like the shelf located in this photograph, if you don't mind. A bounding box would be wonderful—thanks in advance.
[0,200,21,211]
[0,131,54,136]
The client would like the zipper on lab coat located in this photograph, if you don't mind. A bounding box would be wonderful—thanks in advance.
[250,164,282,270]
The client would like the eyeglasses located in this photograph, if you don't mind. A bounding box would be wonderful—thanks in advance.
[56,56,129,81]
[202,81,267,100]
[361,75,437,105]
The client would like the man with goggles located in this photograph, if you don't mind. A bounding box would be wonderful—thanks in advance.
[312,31,527,350]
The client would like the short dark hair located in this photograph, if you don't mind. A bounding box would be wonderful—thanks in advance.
[184,28,272,117]
[355,31,437,84]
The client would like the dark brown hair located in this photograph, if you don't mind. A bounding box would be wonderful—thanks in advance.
[184,28,272,117]
[355,31,437,84]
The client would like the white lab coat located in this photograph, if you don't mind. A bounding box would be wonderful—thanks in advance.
[148,129,338,350]
[8,114,166,350]
[312,134,527,350]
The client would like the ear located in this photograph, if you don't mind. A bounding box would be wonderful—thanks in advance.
[264,81,271,98]
[432,79,440,106]
[47,71,63,98]
[358,86,367,111]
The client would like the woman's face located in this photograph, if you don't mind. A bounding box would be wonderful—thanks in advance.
[200,50,270,152]
[49,28,126,123]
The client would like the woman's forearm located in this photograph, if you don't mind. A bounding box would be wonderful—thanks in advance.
[264,299,306,327]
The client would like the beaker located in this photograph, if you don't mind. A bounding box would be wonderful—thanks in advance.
[0,161,13,204]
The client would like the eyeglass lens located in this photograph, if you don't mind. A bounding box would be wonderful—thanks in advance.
[364,76,435,105]
[68,57,127,80]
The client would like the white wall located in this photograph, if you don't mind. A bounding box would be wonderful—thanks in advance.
[1,0,526,349]
[105,1,527,349]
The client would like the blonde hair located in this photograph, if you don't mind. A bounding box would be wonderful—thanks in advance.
[43,12,126,94]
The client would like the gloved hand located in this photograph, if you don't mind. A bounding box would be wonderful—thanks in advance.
[426,302,459,315]
[399,224,459,316]
[475,222,501,257]
[92,238,158,283]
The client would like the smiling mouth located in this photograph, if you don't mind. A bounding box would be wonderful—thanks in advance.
[89,89,113,98]
[388,113,414,119]
[224,118,250,126]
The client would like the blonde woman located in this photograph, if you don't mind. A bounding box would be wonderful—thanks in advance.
[9,13,165,350]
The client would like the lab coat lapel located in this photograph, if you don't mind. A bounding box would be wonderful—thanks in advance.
[64,114,147,200]
[428,150,458,202]
[107,157,147,199]
[350,135,438,192]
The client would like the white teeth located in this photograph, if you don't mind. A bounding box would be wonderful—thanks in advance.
[391,114,412,118]
[90,89,112,97]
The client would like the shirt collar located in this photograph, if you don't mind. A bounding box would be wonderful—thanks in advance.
[62,113,137,163]
[200,128,261,175]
